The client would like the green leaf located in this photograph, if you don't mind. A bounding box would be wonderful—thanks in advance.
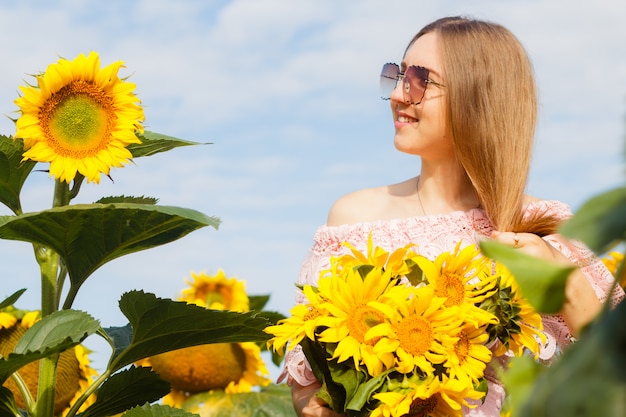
[82,366,170,417]
[248,295,270,312]
[182,384,298,417]
[300,338,346,413]
[0,386,20,417]
[121,403,200,417]
[513,298,626,416]
[95,195,159,205]
[0,204,220,296]
[0,310,100,383]
[108,291,271,373]
[560,187,626,254]
[0,135,36,214]
[499,356,545,417]
[480,240,574,314]
[129,131,208,158]
[0,289,26,309]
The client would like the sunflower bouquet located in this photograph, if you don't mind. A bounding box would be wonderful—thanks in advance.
[265,235,545,417]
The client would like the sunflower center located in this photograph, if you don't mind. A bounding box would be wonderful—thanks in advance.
[436,273,465,306]
[395,316,433,356]
[149,343,247,392]
[454,331,470,363]
[40,80,115,157]
[407,394,439,417]
[347,304,385,343]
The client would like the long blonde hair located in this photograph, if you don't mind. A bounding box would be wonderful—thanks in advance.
[409,16,559,235]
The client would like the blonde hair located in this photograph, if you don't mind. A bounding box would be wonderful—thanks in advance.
[409,16,559,235]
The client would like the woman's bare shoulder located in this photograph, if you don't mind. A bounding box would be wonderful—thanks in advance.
[326,179,416,227]
[326,187,385,226]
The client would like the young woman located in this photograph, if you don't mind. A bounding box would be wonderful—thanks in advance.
[281,16,624,417]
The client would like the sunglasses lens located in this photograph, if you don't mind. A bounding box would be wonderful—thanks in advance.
[380,63,399,99]
[404,66,428,104]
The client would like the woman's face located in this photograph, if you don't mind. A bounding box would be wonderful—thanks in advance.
[390,32,453,160]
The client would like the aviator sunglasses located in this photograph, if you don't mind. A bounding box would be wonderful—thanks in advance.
[380,63,445,105]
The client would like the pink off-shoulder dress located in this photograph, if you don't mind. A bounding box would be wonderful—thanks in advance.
[280,200,625,416]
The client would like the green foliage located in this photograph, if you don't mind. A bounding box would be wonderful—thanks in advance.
[181,384,298,417]
[0,135,35,214]
[0,124,283,417]
[0,204,219,302]
[107,290,271,372]
[560,187,626,254]
[81,366,171,417]
[0,289,26,309]
[480,240,573,314]
[0,310,100,383]
[121,403,200,417]
[496,184,626,416]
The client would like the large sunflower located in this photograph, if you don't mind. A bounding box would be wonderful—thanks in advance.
[14,51,144,184]
[142,270,270,407]
[314,264,413,377]
[374,286,463,375]
[0,309,97,415]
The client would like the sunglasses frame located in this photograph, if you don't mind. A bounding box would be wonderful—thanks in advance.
[380,62,445,105]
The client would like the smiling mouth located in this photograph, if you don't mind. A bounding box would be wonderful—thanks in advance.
[398,115,418,123]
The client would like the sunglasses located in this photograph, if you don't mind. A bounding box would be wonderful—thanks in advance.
[380,63,445,105]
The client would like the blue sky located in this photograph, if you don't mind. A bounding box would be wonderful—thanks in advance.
[0,0,624,378]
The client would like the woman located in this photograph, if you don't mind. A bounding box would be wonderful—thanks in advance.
[281,16,624,417]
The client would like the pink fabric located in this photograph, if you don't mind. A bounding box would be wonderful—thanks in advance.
[280,200,625,416]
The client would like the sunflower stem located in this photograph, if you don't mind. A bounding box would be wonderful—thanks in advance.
[35,354,59,417]
[9,370,36,416]
[65,368,111,417]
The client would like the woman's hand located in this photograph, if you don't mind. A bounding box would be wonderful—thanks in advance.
[291,381,346,417]
[491,231,601,336]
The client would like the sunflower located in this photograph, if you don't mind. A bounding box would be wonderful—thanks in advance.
[442,322,493,384]
[371,375,484,417]
[14,51,144,184]
[265,284,329,354]
[0,309,97,415]
[415,242,498,307]
[373,286,463,375]
[335,233,418,279]
[314,263,413,377]
[142,270,271,407]
[179,270,249,312]
[479,262,545,357]
[148,341,270,407]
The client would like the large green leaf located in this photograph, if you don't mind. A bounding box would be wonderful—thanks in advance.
[0,203,219,294]
[560,187,626,254]
[82,366,170,417]
[107,291,271,373]
[0,135,36,214]
[0,310,100,383]
[182,384,297,417]
[480,240,574,314]
[129,131,207,158]
[121,403,200,417]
